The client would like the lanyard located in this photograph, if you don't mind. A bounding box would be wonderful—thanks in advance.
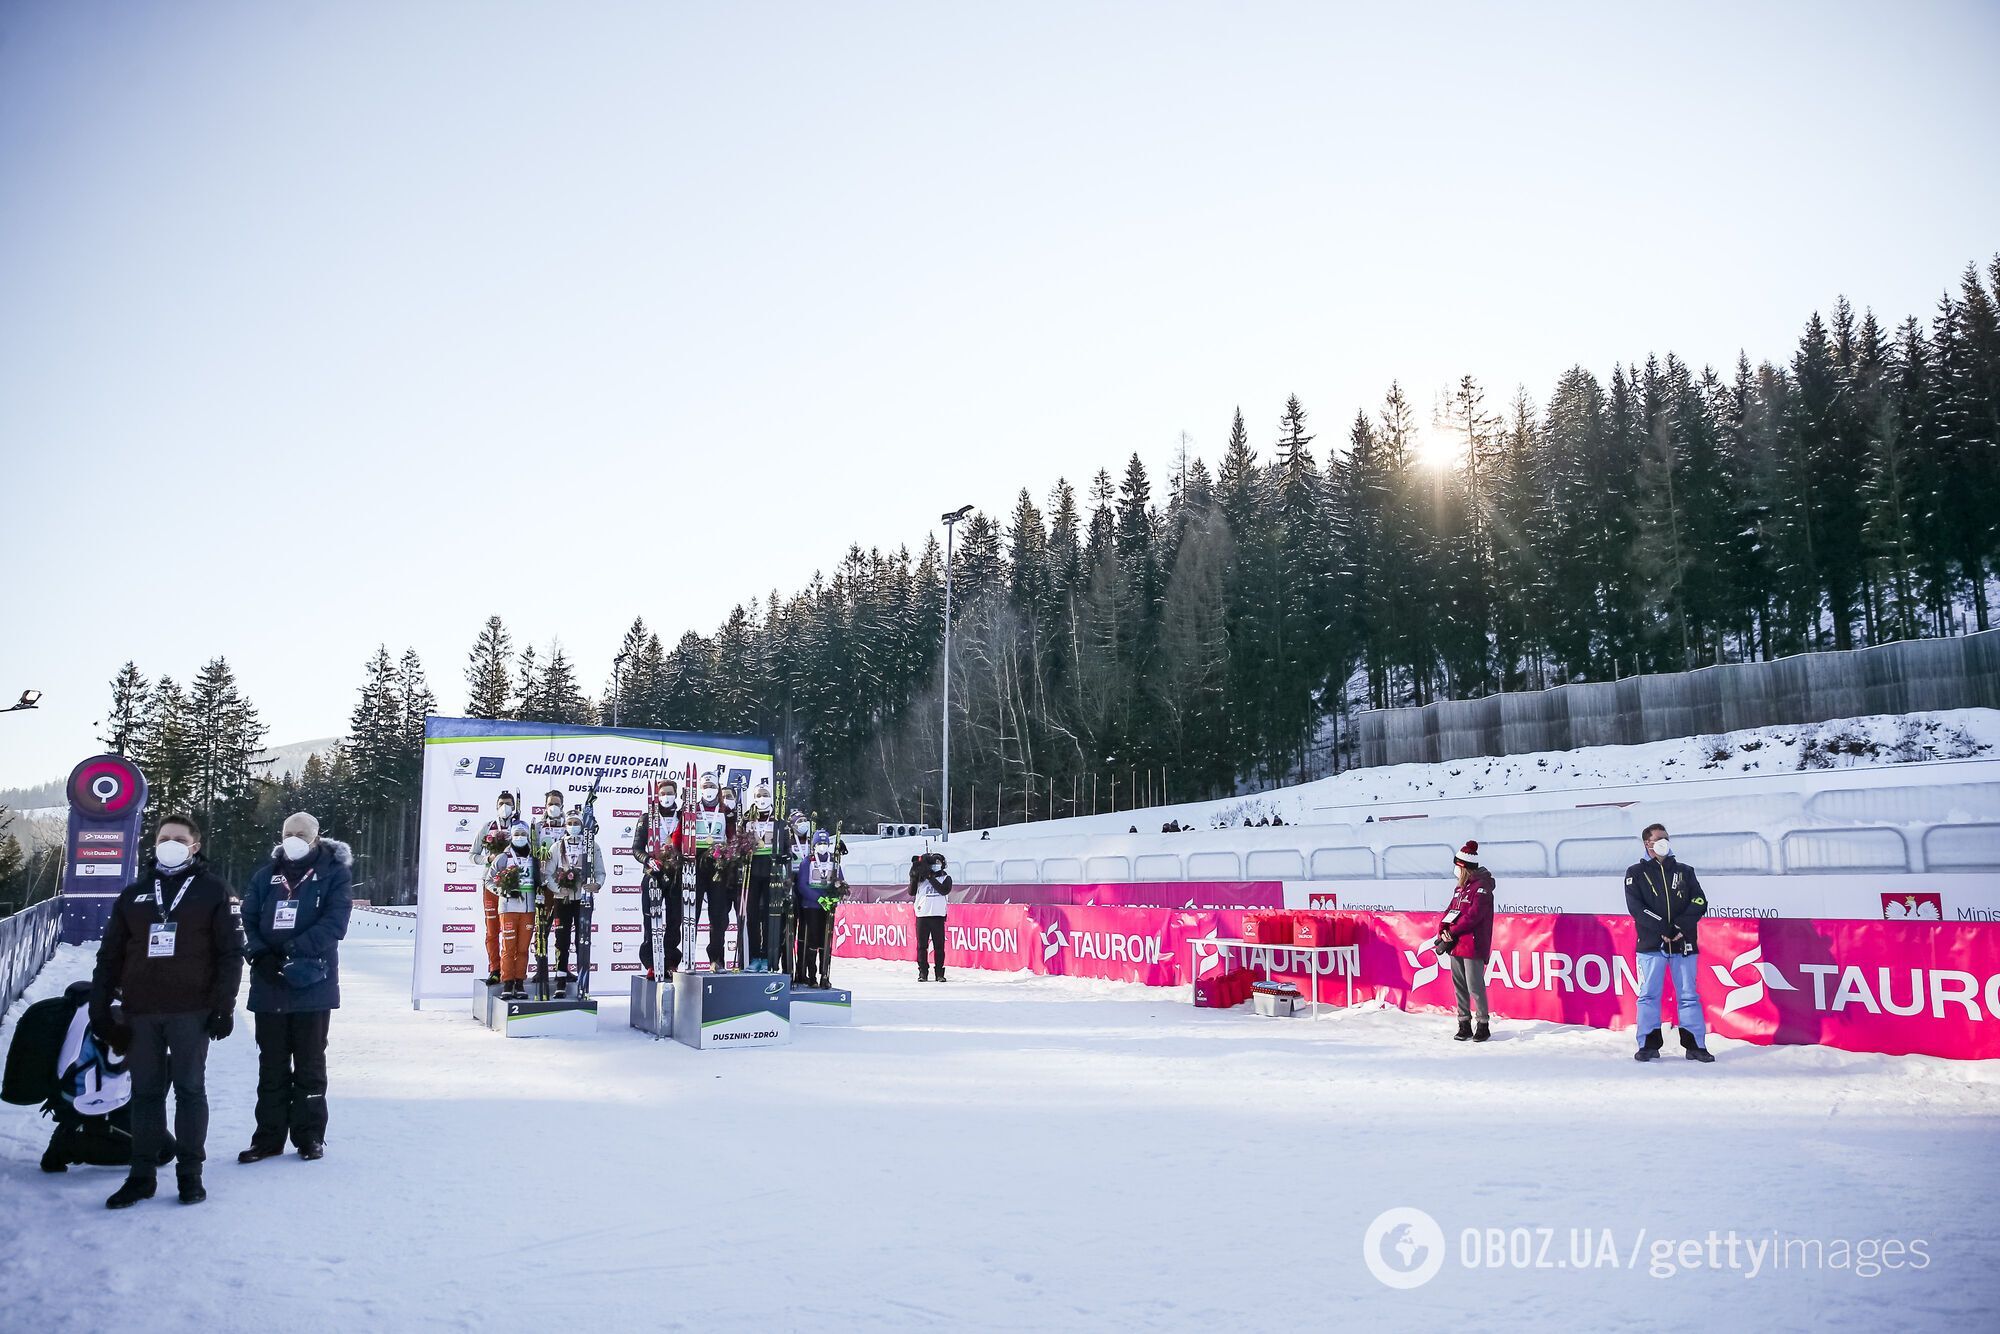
[152,876,191,923]
[281,867,317,898]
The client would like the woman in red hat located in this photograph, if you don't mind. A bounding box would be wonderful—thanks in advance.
[1437,841,1495,1042]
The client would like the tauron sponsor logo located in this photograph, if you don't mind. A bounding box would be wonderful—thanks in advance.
[78,830,126,844]
[851,923,909,948]
[448,803,480,813]
[441,964,474,974]
[612,923,641,932]
[945,925,1019,954]
[613,808,642,818]
[443,923,475,933]
[444,883,477,893]
[611,962,642,972]
[1711,945,1797,1014]
[445,843,471,853]
[1483,951,1639,995]
[612,885,639,894]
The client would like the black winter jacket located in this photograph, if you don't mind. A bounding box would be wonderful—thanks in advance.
[1624,856,1707,955]
[90,856,245,1025]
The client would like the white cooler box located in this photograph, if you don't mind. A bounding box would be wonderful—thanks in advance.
[1252,981,1302,1017]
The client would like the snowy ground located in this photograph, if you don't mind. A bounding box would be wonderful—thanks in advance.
[942,708,2000,838]
[2,915,1997,1332]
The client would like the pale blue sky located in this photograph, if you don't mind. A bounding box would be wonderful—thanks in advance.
[2,0,1996,788]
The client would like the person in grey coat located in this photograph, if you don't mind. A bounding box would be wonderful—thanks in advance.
[238,812,352,1162]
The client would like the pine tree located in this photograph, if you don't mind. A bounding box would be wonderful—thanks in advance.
[100,662,150,755]
[465,616,513,718]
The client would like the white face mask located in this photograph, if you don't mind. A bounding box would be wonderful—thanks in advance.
[700,785,718,805]
[155,838,191,870]
[793,821,809,838]
[721,792,737,810]
[566,821,582,836]
[281,835,313,862]
[497,805,515,821]
[1652,838,1673,860]
[511,833,529,849]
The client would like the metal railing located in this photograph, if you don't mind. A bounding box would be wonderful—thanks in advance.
[0,896,63,1020]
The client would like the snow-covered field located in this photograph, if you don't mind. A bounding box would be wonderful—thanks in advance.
[2,915,1997,1332]
[940,709,2000,839]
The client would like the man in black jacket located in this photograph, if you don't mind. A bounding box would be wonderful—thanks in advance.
[88,812,245,1208]
[1625,824,1713,1064]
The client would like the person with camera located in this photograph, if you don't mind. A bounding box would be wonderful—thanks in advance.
[908,850,953,982]
[88,812,244,1209]
[238,812,352,1163]
[1435,840,1494,1042]
[1626,824,1713,1063]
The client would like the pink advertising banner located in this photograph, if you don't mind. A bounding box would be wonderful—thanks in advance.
[833,899,2000,1060]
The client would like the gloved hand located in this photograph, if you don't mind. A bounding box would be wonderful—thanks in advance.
[647,858,661,874]
[207,1011,234,1041]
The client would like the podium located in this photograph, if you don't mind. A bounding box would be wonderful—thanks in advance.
[629,975,674,1037]
[472,978,599,1037]
[671,971,792,1050]
[790,986,853,1025]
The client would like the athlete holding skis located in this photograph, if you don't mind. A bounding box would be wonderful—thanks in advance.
[632,779,687,981]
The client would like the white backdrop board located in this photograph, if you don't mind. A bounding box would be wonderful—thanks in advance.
[410,716,774,1005]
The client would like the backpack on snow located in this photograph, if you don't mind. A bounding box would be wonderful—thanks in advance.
[5,981,145,1168]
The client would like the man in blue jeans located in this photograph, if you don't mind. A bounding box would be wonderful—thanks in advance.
[1625,823,1714,1064]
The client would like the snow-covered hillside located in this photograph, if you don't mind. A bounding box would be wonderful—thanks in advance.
[1,925,1995,1330]
[949,709,1999,839]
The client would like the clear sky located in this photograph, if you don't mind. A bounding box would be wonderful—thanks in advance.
[2,0,1996,790]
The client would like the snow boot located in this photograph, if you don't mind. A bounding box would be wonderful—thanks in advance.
[1680,1030,1715,1063]
[177,1173,206,1206]
[936,971,946,983]
[919,970,929,982]
[1473,1021,1491,1043]
[299,1142,325,1161]
[1453,1019,1472,1042]
[106,1176,156,1209]
[486,970,500,986]
[239,1143,285,1164]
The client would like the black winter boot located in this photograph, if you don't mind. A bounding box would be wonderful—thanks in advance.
[1680,1029,1715,1063]
[1453,1019,1472,1041]
[1473,1021,1491,1043]
[239,1143,284,1164]
[177,1173,206,1205]
[40,1131,67,1173]
[106,1176,156,1209]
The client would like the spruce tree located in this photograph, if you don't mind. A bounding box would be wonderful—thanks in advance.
[465,616,513,719]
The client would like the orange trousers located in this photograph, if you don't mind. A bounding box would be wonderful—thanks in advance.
[499,910,533,982]
[482,888,502,974]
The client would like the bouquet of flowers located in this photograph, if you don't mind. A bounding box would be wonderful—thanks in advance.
[711,823,760,881]
[496,865,522,895]
[556,867,579,891]
[482,825,511,857]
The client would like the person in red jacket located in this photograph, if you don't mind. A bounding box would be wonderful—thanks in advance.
[1436,840,1495,1043]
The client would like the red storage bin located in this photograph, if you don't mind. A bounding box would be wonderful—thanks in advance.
[1296,913,1357,948]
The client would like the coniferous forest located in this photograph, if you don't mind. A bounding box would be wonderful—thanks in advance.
[7,258,1992,909]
